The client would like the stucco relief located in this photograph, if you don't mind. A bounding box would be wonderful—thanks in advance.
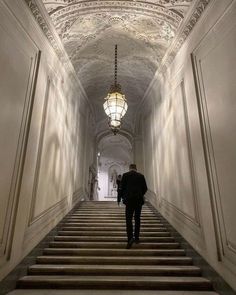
[24,0,211,134]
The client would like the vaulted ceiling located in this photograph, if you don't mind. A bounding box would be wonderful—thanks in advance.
[36,0,209,135]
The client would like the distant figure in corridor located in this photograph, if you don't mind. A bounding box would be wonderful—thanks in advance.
[120,164,147,249]
[116,174,122,205]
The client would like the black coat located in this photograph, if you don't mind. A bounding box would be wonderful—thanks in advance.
[120,170,147,205]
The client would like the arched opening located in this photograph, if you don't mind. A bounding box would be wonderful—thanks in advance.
[97,133,133,201]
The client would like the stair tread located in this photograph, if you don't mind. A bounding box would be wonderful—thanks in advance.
[29,264,201,275]
[36,255,192,265]
[7,291,221,295]
[60,225,166,232]
[20,275,210,282]
[43,248,185,256]
[54,236,174,239]
[18,275,212,290]
[59,223,165,226]
[49,241,179,248]
[30,265,200,270]
[57,231,171,236]
[37,255,191,259]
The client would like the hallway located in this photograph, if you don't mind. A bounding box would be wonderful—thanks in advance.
[0,0,236,294]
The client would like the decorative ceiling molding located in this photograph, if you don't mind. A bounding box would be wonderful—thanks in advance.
[49,1,182,29]
[158,0,211,72]
[24,0,62,58]
[24,0,211,135]
[24,0,210,73]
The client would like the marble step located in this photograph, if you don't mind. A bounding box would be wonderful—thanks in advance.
[73,212,154,214]
[59,222,166,227]
[58,226,167,232]
[68,213,156,217]
[65,216,161,220]
[54,236,176,242]
[17,275,212,290]
[43,248,186,257]
[28,265,201,276]
[36,256,193,265]
[7,290,221,295]
[65,214,162,218]
[75,211,158,213]
[57,231,171,237]
[63,219,165,224]
[49,241,180,249]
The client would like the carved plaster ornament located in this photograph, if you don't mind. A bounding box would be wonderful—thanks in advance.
[25,0,211,134]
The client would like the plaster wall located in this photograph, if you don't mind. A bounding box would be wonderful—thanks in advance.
[0,0,94,280]
[141,0,236,290]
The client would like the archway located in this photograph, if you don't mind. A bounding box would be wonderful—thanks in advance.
[97,133,133,201]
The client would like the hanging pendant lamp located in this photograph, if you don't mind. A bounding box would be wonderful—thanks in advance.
[103,45,128,135]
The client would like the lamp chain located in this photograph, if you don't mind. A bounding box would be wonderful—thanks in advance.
[114,44,117,87]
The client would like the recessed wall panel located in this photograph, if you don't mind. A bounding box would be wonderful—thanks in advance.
[31,80,67,221]
[0,3,39,259]
[159,81,198,222]
[193,12,236,262]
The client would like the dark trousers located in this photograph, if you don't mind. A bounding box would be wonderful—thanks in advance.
[125,203,142,241]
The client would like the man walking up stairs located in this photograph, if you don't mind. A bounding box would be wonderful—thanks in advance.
[16,201,219,294]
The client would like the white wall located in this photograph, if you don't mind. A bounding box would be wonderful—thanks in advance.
[0,0,94,280]
[140,0,236,290]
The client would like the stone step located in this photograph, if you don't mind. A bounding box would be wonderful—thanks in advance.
[54,236,175,242]
[62,218,168,225]
[58,226,167,232]
[67,212,160,219]
[72,212,156,215]
[36,256,193,265]
[17,275,212,290]
[43,248,186,257]
[68,215,157,219]
[72,209,153,212]
[7,290,221,295]
[59,222,166,228]
[73,210,154,213]
[57,231,171,237]
[63,220,164,224]
[49,241,180,249]
[28,265,201,276]
[68,212,157,218]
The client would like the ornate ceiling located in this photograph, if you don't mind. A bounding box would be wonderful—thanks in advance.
[26,0,211,135]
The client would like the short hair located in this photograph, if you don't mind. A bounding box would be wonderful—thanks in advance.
[129,164,137,170]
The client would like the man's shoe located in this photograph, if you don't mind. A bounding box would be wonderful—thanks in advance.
[134,238,140,244]
[126,238,134,249]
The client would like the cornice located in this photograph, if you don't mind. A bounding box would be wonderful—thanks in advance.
[24,0,95,117]
[136,0,211,115]
[158,0,211,73]
[24,0,62,58]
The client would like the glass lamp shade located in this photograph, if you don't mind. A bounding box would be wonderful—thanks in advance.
[108,118,121,135]
[103,91,128,121]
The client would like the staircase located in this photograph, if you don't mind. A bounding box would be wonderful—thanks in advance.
[17,201,217,293]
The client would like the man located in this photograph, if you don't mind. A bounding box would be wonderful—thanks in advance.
[120,164,147,249]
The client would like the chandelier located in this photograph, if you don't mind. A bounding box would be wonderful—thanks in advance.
[103,45,128,135]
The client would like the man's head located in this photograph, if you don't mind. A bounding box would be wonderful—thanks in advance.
[129,164,137,171]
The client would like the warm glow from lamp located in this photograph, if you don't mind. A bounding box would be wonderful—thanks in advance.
[103,45,128,135]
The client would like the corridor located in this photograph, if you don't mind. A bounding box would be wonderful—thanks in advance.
[0,0,236,294]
